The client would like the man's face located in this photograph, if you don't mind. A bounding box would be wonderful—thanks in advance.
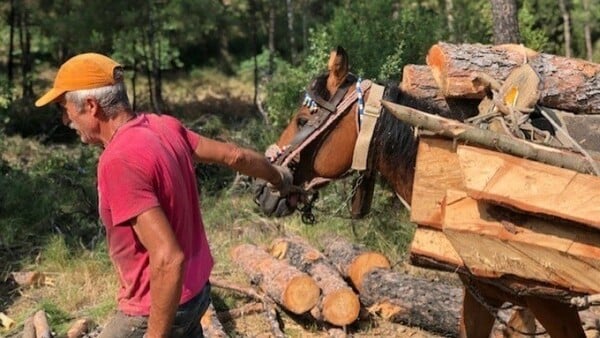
[57,97,100,145]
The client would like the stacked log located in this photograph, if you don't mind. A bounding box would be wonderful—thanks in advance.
[230,244,320,315]
[269,236,360,326]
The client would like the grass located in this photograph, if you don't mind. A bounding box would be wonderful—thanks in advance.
[0,68,419,337]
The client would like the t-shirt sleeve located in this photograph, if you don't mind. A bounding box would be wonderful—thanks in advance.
[100,156,160,227]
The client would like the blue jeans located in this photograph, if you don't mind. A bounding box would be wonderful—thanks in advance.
[98,283,211,338]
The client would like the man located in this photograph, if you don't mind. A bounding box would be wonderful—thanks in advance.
[35,53,292,338]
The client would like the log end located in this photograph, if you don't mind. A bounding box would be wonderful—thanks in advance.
[283,275,320,314]
[425,44,447,93]
[348,253,391,292]
[321,289,360,326]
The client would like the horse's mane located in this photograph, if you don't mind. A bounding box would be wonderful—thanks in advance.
[373,85,418,172]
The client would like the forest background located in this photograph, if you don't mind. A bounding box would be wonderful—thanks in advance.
[0,0,599,336]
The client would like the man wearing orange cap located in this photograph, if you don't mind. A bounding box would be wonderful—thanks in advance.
[36,53,293,338]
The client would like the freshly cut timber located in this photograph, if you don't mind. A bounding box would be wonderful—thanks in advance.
[269,236,360,326]
[322,237,391,292]
[411,136,465,229]
[359,268,462,336]
[442,189,600,294]
[409,226,464,272]
[426,42,600,114]
[231,244,320,314]
[399,64,479,121]
[457,145,600,229]
[33,310,51,338]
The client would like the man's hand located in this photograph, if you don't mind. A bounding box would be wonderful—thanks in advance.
[267,165,294,197]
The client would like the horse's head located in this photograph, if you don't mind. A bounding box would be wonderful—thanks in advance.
[255,47,376,220]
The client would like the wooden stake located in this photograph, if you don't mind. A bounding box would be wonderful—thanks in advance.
[381,100,600,175]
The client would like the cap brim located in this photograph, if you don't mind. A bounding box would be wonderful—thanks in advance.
[35,88,66,107]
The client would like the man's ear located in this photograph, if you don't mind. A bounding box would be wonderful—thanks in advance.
[85,97,100,116]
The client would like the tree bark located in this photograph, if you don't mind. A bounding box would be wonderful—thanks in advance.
[231,244,320,314]
[400,64,479,122]
[268,0,276,76]
[22,316,35,338]
[360,268,462,336]
[381,101,600,175]
[489,0,521,44]
[8,0,16,87]
[19,7,34,99]
[285,0,297,64]
[200,303,227,338]
[33,310,51,338]
[558,0,572,58]
[322,236,391,293]
[270,236,360,326]
[426,42,600,115]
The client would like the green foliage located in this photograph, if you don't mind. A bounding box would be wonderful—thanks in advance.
[451,0,493,43]
[519,0,550,51]
[0,143,100,252]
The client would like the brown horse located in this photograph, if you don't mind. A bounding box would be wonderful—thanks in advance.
[254,47,585,337]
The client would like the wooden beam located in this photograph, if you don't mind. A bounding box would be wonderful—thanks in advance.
[457,145,600,230]
[411,136,465,228]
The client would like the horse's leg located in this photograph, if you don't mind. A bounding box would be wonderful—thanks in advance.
[524,296,584,338]
[459,276,504,338]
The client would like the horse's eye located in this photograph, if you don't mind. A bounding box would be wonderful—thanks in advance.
[297,117,308,128]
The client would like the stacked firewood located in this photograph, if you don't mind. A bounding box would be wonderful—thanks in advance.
[228,236,466,336]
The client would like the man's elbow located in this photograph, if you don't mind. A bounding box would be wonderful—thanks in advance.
[152,248,185,274]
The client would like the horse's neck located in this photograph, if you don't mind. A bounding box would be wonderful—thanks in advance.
[376,158,415,205]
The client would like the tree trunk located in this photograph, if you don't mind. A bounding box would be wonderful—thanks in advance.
[322,237,391,292]
[285,0,297,64]
[231,244,320,314]
[445,0,455,42]
[8,0,16,87]
[582,0,593,61]
[268,0,276,77]
[270,236,360,326]
[19,8,34,99]
[426,42,600,114]
[489,0,521,44]
[400,64,479,121]
[558,0,572,58]
[381,101,600,175]
[360,268,462,336]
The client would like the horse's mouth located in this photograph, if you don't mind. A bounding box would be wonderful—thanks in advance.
[253,180,299,217]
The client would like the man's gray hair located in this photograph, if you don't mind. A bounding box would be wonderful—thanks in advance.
[65,69,131,117]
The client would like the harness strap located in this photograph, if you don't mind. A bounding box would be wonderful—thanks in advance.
[281,79,373,167]
[351,83,385,171]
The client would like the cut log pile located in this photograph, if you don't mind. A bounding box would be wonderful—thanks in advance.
[389,41,600,326]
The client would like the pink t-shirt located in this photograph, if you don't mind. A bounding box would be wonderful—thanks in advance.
[97,113,214,316]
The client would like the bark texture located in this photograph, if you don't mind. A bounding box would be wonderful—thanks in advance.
[231,244,320,314]
[360,268,462,336]
[322,237,391,292]
[426,42,600,114]
[270,236,360,326]
[399,64,479,121]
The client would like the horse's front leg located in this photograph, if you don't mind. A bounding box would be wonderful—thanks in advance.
[459,276,504,338]
[524,296,585,338]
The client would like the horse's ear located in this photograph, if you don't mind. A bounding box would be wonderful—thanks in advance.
[327,46,349,94]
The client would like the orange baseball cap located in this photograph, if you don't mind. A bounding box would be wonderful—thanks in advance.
[35,53,122,107]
